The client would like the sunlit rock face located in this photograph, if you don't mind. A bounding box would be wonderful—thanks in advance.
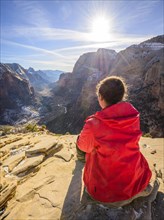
[5,64,56,91]
[45,49,117,134]
[46,35,164,137]
[110,35,164,137]
[0,63,35,123]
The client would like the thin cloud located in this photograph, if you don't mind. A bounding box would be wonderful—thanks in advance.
[1,39,66,58]
[2,26,90,42]
[13,0,50,27]
[54,34,153,53]
[2,56,74,71]
[113,0,161,31]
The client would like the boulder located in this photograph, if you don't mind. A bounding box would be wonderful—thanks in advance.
[12,155,44,176]
[54,147,74,162]
[25,139,61,157]
[3,152,25,172]
[0,177,17,209]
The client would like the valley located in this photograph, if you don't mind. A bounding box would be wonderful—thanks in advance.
[0,35,164,137]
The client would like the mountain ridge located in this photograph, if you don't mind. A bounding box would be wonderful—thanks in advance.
[45,35,164,137]
[0,35,164,137]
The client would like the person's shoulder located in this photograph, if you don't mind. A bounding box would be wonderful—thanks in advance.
[86,115,100,127]
[119,101,140,115]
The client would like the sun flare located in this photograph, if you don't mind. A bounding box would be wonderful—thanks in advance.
[90,16,112,42]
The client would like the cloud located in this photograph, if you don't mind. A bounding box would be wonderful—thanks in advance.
[1,33,154,71]
[13,0,50,27]
[112,0,161,31]
[1,0,160,72]
[1,39,66,58]
[2,55,75,71]
[54,34,153,53]
[2,26,91,43]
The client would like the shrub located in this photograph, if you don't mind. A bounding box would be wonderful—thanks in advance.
[40,124,46,131]
[0,126,12,135]
[25,123,38,132]
[143,133,152,138]
[65,132,71,135]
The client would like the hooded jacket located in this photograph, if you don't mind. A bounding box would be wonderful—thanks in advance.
[77,102,152,203]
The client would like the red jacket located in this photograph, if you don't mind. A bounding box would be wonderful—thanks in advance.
[77,102,152,203]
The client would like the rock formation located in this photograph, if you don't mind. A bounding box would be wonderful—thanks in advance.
[0,64,35,123]
[0,63,65,125]
[0,132,163,219]
[45,49,117,134]
[26,67,50,91]
[45,35,164,137]
[110,35,164,137]
[1,35,163,137]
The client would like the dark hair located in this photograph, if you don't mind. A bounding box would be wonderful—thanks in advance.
[96,76,128,105]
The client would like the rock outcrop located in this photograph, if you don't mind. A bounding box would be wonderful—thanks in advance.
[0,63,64,125]
[109,35,164,137]
[0,132,163,220]
[26,67,50,91]
[45,35,164,137]
[0,64,35,120]
[45,49,117,134]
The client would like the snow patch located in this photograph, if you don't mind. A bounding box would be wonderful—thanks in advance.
[2,106,40,125]
[140,42,164,50]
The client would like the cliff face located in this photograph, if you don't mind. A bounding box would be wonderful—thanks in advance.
[110,37,164,137]
[45,49,117,133]
[26,67,50,91]
[0,64,35,122]
[45,35,164,137]
[0,63,62,125]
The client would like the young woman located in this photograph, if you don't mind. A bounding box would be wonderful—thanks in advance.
[76,76,152,206]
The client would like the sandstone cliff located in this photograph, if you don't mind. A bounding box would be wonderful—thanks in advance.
[0,64,35,121]
[45,35,164,137]
[109,36,164,137]
[45,49,117,134]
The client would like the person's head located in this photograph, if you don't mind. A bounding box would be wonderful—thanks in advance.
[96,76,128,109]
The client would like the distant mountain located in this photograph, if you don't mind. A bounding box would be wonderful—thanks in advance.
[3,64,64,91]
[26,68,64,90]
[44,35,164,137]
[6,63,28,80]
[5,64,49,91]
[26,67,49,91]
[42,70,64,82]
[0,63,65,124]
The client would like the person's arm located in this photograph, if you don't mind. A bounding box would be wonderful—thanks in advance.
[76,120,94,153]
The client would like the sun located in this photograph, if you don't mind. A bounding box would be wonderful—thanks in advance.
[90,16,112,42]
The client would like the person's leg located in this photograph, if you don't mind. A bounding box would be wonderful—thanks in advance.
[76,144,86,163]
[82,175,160,208]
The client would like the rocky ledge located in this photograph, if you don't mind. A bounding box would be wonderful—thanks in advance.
[0,132,163,220]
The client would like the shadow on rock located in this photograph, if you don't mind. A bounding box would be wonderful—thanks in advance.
[151,191,164,220]
[76,179,162,220]
[60,160,162,220]
[60,160,84,220]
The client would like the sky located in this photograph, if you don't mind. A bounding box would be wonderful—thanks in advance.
[0,0,163,72]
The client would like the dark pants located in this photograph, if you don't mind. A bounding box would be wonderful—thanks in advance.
[76,144,86,163]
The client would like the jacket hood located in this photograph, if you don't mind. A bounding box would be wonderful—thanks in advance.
[87,102,140,131]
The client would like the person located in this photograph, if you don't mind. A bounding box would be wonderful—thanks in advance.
[76,76,152,206]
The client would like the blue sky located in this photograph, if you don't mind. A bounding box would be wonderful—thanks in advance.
[1,0,163,71]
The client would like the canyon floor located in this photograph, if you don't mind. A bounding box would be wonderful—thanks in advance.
[0,132,163,220]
